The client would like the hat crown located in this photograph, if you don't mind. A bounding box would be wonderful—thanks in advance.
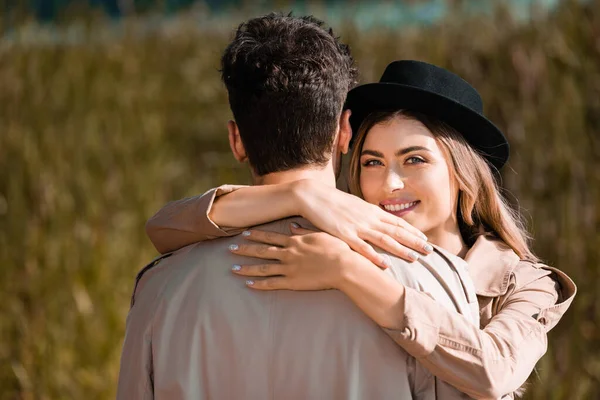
[380,60,483,114]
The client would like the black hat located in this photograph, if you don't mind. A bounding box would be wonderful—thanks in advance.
[346,60,509,171]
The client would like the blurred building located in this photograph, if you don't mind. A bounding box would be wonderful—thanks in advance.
[23,0,564,27]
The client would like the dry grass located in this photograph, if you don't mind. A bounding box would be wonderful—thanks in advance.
[1,1,598,398]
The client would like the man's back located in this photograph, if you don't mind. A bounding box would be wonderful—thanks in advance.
[117,217,477,399]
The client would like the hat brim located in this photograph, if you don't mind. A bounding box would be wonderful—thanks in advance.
[346,83,509,171]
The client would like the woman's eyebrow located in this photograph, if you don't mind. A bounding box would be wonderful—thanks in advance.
[360,149,384,157]
[361,146,431,158]
[395,146,431,156]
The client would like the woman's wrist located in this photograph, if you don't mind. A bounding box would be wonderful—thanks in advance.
[334,250,372,291]
[290,179,316,218]
[334,251,406,330]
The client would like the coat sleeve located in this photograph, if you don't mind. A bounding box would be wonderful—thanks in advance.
[145,185,247,253]
[383,263,576,399]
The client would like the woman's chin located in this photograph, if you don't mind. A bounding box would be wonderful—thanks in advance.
[400,216,426,234]
[393,214,413,226]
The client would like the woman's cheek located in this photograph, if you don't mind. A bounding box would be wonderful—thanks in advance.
[359,175,378,204]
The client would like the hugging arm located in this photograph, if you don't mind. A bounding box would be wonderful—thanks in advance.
[145,184,249,254]
[146,179,431,265]
[334,250,575,398]
[230,229,576,399]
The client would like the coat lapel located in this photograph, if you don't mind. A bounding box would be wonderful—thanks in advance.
[465,235,520,297]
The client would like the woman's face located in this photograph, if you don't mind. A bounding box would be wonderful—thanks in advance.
[359,116,459,239]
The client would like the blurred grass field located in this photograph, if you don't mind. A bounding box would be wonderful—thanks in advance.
[1,1,599,398]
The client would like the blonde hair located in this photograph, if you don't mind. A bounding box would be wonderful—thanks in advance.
[349,110,538,262]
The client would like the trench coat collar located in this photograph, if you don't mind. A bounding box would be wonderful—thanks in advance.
[464,235,520,297]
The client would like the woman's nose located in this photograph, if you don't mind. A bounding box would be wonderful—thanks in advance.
[384,170,405,191]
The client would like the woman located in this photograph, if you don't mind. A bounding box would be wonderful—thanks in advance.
[146,61,576,399]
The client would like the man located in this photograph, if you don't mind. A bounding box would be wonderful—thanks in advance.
[117,13,476,399]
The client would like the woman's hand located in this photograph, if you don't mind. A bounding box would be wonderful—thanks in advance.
[292,179,432,267]
[228,224,409,332]
[229,226,356,291]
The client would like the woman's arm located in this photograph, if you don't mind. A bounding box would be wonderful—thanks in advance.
[381,267,557,398]
[147,179,432,265]
[231,228,409,328]
[344,254,576,399]
[206,181,302,227]
[146,185,248,254]
[230,228,576,399]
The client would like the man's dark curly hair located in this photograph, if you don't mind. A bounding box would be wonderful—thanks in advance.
[221,13,358,176]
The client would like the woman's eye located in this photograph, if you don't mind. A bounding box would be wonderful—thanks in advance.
[362,159,383,167]
[406,156,425,164]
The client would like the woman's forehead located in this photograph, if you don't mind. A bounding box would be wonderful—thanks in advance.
[363,117,438,151]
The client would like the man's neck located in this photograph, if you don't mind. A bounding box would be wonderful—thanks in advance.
[254,164,337,188]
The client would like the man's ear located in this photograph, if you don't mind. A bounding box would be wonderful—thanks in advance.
[227,120,248,163]
[338,109,352,155]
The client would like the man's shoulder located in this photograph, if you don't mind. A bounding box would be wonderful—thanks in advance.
[129,218,319,308]
[130,244,200,308]
[130,252,175,308]
[249,216,318,234]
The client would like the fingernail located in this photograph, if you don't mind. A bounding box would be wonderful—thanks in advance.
[423,244,433,253]
[420,233,428,241]
[229,244,239,251]
[290,222,300,229]
[232,265,241,271]
[242,231,251,236]
[409,251,420,261]
[246,280,254,286]
[382,258,392,269]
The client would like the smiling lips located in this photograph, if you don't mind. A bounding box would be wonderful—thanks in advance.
[381,200,420,215]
